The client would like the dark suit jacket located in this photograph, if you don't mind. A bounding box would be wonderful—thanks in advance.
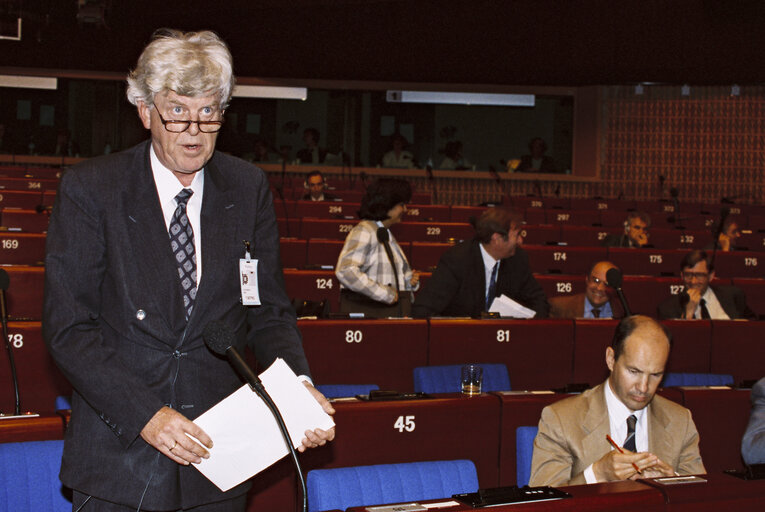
[412,240,549,318]
[548,293,625,319]
[43,141,310,510]
[601,233,639,248]
[742,377,765,465]
[657,285,756,320]
[530,382,705,487]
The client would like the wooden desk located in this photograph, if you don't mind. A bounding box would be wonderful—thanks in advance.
[0,414,65,442]
[345,480,665,511]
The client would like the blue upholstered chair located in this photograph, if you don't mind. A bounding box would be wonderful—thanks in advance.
[515,426,539,487]
[0,440,71,511]
[306,459,479,512]
[413,364,511,394]
[315,384,379,398]
[662,372,734,387]
[54,395,72,411]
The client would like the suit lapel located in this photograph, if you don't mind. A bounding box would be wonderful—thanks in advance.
[124,142,187,332]
[580,383,610,460]
[186,157,237,335]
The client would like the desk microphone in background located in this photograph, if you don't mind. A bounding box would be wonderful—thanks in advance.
[606,267,632,317]
[203,321,308,512]
[0,268,21,416]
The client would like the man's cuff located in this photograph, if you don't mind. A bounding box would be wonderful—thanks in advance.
[297,375,313,386]
[583,464,598,484]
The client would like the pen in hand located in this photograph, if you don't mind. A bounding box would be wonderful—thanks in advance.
[606,434,642,475]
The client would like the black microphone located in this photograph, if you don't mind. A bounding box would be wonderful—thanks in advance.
[605,267,632,317]
[0,269,21,415]
[203,321,309,512]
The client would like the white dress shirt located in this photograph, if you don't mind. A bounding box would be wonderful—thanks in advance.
[479,243,500,300]
[150,145,204,285]
[691,287,730,320]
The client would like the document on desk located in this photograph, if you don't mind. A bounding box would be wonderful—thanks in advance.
[489,294,536,318]
[191,358,335,492]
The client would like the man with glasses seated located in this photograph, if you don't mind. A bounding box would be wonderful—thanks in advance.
[43,29,334,512]
[549,261,625,319]
[657,250,756,320]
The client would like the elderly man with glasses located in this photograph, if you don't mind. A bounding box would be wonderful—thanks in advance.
[657,250,756,320]
[43,29,334,511]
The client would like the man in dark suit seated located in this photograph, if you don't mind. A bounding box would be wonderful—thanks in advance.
[742,376,765,465]
[549,261,625,319]
[601,211,651,248]
[530,315,705,486]
[412,208,549,318]
[657,249,756,320]
[302,170,337,201]
[43,29,334,512]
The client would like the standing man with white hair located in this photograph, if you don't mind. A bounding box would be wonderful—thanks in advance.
[43,29,334,511]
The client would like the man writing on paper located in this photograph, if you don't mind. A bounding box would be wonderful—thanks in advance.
[43,30,334,511]
[529,316,705,486]
[412,208,548,318]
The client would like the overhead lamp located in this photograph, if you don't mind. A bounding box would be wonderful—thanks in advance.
[386,90,535,107]
[232,85,307,100]
[731,84,740,97]
[681,84,691,96]
[0,75,57,90]
[634,84,644,95]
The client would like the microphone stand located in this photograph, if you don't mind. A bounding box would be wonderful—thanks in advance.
[0,270,21,416]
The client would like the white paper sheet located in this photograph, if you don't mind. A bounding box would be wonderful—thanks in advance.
[488,294,537,318]
[191,358,335,491]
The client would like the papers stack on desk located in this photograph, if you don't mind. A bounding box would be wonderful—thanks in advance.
[488,294,537,318]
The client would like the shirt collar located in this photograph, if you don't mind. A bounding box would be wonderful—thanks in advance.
[585,297,613,318]
[150,144,205,204]
[605,376,647,423]
[479,243,499,272]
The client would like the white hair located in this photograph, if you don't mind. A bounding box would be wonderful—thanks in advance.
[126,29,235,109]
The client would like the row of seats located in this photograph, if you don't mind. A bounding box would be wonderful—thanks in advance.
[277,237,764,275]
[4,265,762,321]
[0,386,754,512]
[4,266,762,321]
[4,318,762,415]
[274,199,764,233]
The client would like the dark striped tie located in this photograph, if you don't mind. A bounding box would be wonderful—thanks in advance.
[169,188,197,320]
[699,298,711,319]
[486,262,498,310]
[623,414,637,452]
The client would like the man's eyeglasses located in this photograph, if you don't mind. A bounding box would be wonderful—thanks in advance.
[155,110,224,133]
[587,275,606,286]
[683,271,709,280]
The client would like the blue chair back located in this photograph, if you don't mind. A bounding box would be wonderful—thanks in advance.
[54,395,72,411]
[306,459,478,512]
[515,426,538,487]
[315,384,379,398]
[413,364,510,393]
[0,440,70,511]
[662,372,734,387]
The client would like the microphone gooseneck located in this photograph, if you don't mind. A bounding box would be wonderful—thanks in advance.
[605,267,632,317]
[202,322,308,512]
[0,268,21,415]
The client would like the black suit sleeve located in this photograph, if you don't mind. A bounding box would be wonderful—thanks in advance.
[43,170,165,446]
[411,248,463,318]
[245,170,311,377]
[509,249,550,318]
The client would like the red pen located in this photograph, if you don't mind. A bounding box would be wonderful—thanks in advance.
[606,434,642,475]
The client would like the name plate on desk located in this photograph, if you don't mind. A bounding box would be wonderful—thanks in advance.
[454,485,571,507]
[365,504,427,512]
[653,475,708,485]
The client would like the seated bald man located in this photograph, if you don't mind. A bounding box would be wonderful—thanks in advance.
[549,261,625,319]
[529,315,705,486]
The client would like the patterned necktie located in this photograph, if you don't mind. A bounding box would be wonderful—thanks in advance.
[169,188,196,320]
[486,262,499,310]
[591,307,601,318]
[699,298,711,319]
[623,414,637,452]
